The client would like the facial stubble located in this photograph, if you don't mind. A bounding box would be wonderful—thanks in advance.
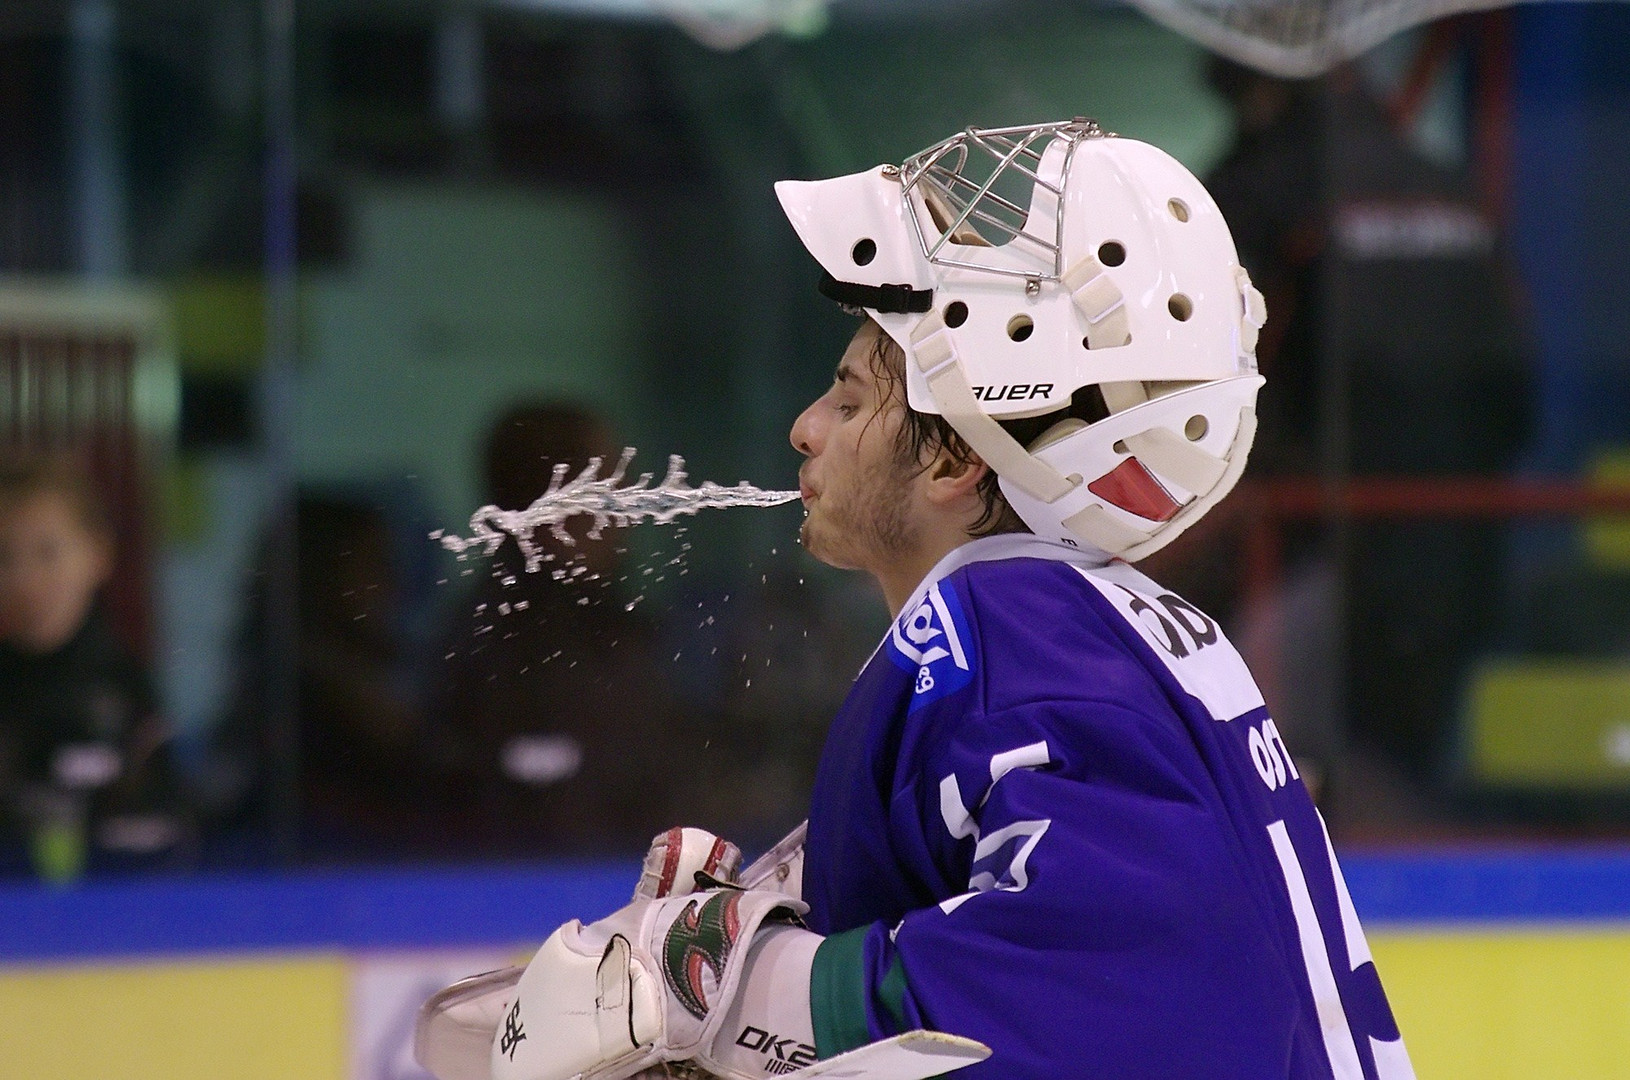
[800,422,922,571]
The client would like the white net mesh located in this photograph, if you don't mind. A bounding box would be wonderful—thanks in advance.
[654,0,828,50]
[1117,0,1526,76]
[651,0,1572,70]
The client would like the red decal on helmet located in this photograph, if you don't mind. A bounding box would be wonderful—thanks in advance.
[1088,457,1182,522]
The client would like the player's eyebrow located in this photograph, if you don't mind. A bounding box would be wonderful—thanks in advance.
[834,362,855,384]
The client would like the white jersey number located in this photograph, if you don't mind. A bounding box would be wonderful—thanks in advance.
[1267,819,1415,1080]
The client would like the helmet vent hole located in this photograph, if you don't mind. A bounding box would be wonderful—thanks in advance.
[1112,439,1128,455]
[1006,314,1034,342]
[1184,415,1209,441]
[1097,241,1126,267]
[1168,199,1191,222]
[1168,294,1193,321]
[944,301,969,328]
[851,238,877,266]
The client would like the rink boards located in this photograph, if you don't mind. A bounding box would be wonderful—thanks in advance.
[3,852,1630,1079]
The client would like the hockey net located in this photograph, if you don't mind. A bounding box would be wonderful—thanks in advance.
[1120,0,1530,76]
[655,0,1540,72]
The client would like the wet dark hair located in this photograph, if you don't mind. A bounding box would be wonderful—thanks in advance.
[862,326,1106,538]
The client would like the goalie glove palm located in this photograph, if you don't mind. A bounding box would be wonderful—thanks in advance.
[494,888,807,1080]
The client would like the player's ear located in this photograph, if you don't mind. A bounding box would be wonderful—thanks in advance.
[923,447,989,507]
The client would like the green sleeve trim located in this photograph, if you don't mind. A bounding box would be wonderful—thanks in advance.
[877,954,909,1031]
[811,926,913,1059]
[811,926,872,1059]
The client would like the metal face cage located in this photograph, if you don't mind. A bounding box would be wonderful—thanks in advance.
[898,118,1111,283]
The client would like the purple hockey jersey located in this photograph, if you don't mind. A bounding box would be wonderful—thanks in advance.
[803,535,1413,1080]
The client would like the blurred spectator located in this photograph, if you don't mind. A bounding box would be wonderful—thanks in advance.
[209,489,462,857]
[1202,59,1530,479]
[427,403,716,855]
[1191,59,1532,826]
[295,494,461,849]
[0,453,188,880]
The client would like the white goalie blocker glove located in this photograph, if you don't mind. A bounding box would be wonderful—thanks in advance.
[489,886,815,1080]
[417,826,987,1080]
[416,827,802,1080]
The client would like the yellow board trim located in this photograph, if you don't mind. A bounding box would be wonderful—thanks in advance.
[0,953,348,1080]
[1373,925,1630,1079]
[2,930,1630,1079]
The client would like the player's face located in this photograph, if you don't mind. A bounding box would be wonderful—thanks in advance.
[0,492,112,654]
[789,320,923,573]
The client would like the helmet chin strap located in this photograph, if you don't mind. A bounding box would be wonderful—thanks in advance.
[909,311,1077,505]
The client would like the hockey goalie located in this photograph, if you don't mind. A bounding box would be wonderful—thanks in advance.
[416,119,1416,1080]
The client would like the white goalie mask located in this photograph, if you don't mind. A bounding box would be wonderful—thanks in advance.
[775,120,1267,561]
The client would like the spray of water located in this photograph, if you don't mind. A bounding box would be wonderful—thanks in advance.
[432,449,799,573]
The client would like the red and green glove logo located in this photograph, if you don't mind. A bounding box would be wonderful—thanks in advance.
[662,892,742,1018]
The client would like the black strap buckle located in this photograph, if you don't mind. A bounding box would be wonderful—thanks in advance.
[817,271,933,315]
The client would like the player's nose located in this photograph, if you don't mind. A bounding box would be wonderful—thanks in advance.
[790,400,821,457]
